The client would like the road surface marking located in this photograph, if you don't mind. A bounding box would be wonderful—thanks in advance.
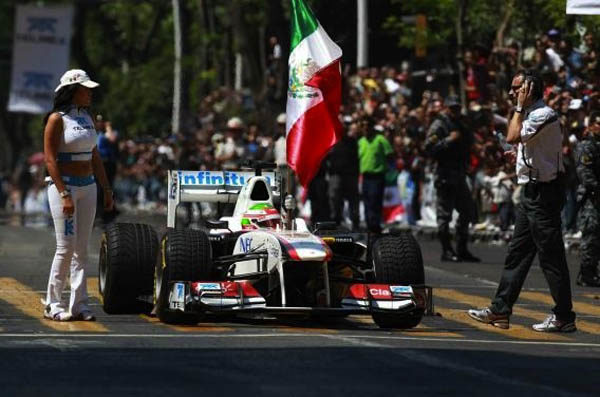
[520,291,600,317]
[436,307,568,341]
[347,315,462,337]
[86,277,101,300]
[0,332,599,348]
[517,291,600,335]
[138,314,232,332]
[583,293,599,300]
[434,288,569,341]
[0,277,108,332]
[278,326,339,334]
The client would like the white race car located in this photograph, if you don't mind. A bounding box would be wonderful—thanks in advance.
[99,163,431,328]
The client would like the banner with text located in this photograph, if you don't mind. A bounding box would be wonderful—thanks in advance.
[567,0,600,14]
[8,5,73,114]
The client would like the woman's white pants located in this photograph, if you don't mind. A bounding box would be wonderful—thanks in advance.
[45,182,96,317]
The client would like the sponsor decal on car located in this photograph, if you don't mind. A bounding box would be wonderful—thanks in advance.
[390,285,413,296]
[178,171,274,187]
[240,237,253,253]
[369,288,392,299]
[194,283,221,292]
[169,171,178,200]
[170,282,186,310]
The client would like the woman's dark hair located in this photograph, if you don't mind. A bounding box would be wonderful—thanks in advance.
[513,69,544,101]
[42,84,80,126]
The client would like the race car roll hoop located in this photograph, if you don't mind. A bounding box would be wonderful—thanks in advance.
[98,161,433,329]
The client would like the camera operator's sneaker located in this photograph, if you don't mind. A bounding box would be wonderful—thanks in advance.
[467,307,509,329]
[532,314,576,333]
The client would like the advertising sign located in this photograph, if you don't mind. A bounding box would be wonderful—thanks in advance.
[8,5,73,114]
[567,0,600,14]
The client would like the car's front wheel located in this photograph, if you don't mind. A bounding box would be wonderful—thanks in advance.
[99,223,157,314]
[371,232,425,329]
[155,229,213,324]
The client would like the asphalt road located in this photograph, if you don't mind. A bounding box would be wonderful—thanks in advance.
[0,213,599,396]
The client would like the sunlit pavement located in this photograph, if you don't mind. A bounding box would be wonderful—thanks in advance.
[0,215,598,396]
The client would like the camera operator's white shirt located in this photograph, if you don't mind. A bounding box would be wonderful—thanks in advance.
[516,99,564,184]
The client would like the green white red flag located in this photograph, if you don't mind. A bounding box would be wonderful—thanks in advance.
[286,0,343,187]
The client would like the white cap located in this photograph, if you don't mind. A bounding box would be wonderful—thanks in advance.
[226,117,244,129]
[211,132,224,143]
[55,69,99,92]
[568,99,582,110]
[276,113,287,124]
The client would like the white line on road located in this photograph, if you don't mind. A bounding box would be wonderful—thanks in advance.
[0,332,599,348]
[425,265,500,287]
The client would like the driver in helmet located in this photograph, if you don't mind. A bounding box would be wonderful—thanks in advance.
[241,203,281,230]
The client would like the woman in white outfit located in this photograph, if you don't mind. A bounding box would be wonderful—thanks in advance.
[43,69,113,321]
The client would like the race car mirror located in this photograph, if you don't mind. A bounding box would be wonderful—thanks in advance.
[204,219,229,230]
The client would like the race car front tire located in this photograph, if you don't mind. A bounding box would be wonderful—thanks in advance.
[99,223,158,314]
[371,233,425,329]
[155,229,213,324]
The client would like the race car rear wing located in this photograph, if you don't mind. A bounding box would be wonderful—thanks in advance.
[167,170,279,228]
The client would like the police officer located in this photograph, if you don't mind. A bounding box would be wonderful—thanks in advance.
[325,118,360,231]
[425,96,480,262]
[468,69,576,332]
[575,111,600,287]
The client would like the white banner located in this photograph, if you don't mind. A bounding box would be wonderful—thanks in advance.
[8,5,74,114]
[567,0,600,14]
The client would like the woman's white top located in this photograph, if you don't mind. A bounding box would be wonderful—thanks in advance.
[57,107,97,162]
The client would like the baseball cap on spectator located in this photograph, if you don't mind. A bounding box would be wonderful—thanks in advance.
[343,115,353,124]
[444,95,461,108]
[227,117,244,130]
[211,132,224,143]
[547,29,560,38]
[568,99,582,110]
[55,69,99,92]
[374,124,385,132]
[276,113,287,124]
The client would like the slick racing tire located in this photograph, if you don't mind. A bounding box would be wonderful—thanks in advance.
[371,233,425,329]
[155,229,213,324]
[99,223,158,314]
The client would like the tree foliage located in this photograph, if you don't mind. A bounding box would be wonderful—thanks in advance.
[384,0,600,51]
[2,0,600,169]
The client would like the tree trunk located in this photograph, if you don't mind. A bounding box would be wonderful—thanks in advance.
[495,0,515,48]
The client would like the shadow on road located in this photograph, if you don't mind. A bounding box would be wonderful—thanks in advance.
[0,344,596,396]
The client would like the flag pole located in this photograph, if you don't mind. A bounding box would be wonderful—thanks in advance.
[284,166,295,230]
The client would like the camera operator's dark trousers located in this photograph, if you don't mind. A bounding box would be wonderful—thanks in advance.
[491,179,575,322]
[435,175,473,253]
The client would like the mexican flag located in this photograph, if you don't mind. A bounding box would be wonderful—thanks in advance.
[286,0,343,187]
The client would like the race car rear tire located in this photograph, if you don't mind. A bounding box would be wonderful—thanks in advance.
[371,233,425,329]
[99,223,158,314]
[155,229,213,324]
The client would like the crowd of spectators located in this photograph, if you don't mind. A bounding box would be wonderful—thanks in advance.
[2,28,600,237]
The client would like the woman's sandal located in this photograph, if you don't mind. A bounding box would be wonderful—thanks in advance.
[43,310,72,322]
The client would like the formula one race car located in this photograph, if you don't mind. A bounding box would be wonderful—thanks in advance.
[98,162,431,329]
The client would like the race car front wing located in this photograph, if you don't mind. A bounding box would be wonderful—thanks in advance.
[166,280,433,316]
